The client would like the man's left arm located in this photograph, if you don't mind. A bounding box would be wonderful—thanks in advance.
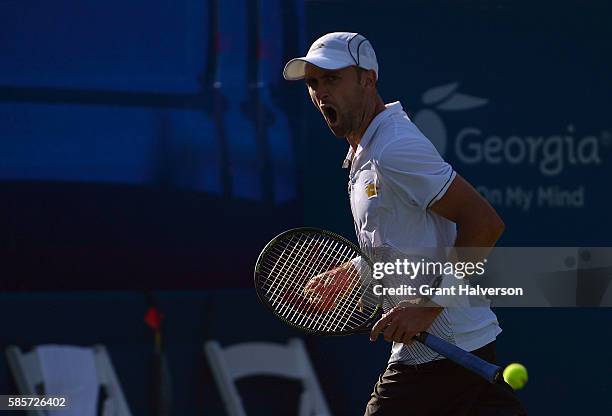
[429,173,505,262]
[370,174,505,344]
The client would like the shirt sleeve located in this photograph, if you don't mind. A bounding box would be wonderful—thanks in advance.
[377,135,456,210]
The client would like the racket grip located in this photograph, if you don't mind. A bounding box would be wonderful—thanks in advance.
[415,332,502,383]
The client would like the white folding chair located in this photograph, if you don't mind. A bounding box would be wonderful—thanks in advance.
[204,338,332,416]
[5,344,132,416]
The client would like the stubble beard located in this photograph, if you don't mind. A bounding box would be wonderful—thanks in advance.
[327,102,362,138]
[323,83,366,138]
[334,87,366,138]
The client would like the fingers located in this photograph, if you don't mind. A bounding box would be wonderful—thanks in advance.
[370,311,394,342]
[304,275,339,312]
[371,306,442,345]
[400,332,414,346]
[382,320,401,342]
[369,306,421,345]
[304,277,324,301]
[304,268,360,312]
[304,277,322,292]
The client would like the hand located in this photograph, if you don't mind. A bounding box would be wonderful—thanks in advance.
[369,303,443,344]
[303,264,359,312]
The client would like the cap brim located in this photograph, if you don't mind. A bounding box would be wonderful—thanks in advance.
[283,55,354,81]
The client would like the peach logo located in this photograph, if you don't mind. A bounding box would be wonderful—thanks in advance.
[413,83,487,155]
[413,83,607,176]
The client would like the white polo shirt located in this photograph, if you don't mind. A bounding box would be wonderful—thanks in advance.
[345,101,501,364]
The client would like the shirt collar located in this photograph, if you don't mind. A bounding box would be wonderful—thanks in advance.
[342,101,404,168]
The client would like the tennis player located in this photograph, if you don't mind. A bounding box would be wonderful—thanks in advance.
[283,32,526,415]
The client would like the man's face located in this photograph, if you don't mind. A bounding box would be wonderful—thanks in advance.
[304,64,365,137]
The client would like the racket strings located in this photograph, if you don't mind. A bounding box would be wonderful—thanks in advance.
[277,236,339,326]
[257,232,378,332]
[321,263,378,331]
[260,236,342,314]
[307,241,377,331]
[291,237,344,325]
[309,241,365,331]
[306,242,365,331]
[298,239,350,327]
[265,234,313,307]
[260,234,329,320]
[290,237,361,330]
[267,235,351,329]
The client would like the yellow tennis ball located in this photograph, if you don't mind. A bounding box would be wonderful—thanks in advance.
[503,363,528,390]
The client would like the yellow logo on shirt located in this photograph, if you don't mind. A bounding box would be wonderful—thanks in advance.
[365,182,378,199]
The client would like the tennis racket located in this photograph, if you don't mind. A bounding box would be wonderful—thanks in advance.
[254,227,502,383]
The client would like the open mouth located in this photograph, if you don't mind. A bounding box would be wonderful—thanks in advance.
[322,105,338,125]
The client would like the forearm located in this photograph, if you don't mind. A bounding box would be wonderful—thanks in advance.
[452,217,505,264]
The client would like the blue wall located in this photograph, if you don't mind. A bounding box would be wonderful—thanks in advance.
[1,0,304,201]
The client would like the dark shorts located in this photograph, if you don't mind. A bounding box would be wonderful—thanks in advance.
[364,342,527,416]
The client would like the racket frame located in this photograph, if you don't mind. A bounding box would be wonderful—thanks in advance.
[254,227,381,336]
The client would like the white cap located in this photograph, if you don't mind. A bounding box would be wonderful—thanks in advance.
[283,32,378,81]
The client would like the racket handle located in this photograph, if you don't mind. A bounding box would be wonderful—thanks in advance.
[415,332,502,383]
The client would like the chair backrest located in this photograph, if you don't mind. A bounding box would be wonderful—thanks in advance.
[5,344,133,416]
[204,338,332,416]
